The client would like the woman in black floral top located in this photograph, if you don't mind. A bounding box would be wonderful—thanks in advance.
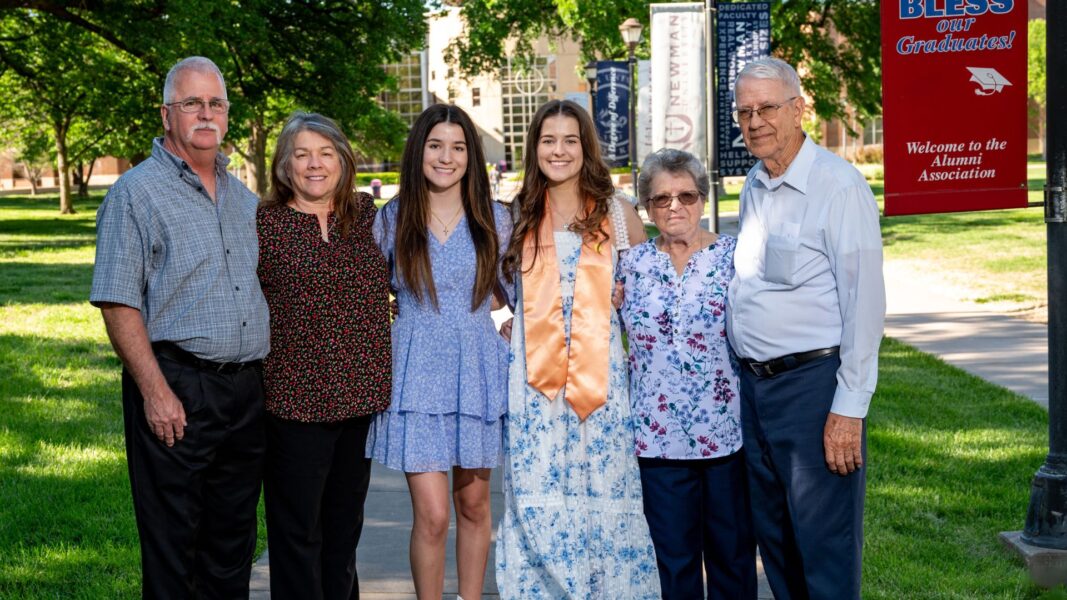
[256,112,391,598]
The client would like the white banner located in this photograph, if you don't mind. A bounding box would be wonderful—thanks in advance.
[636,59,652,167]
[650,3,706,162]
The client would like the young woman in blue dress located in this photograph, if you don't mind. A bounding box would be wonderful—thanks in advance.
[368,104,511,600]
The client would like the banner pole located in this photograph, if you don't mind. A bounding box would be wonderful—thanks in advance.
[706,0,719,233]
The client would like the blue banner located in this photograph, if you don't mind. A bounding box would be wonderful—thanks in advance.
[595,61,631,168]
[716,2,771,176]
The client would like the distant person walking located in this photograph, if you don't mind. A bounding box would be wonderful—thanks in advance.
[490,164,502,199]
[90,56,270,598]
[727,57,885,600]
[367,104,511,600]
[256,112,391,599]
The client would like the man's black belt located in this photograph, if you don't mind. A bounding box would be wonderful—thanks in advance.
[152,341,262,375]
[740,346,839,378]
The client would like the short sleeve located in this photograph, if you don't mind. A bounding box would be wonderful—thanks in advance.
[356,192,377,231]
[89,183,147,309]
[372,199,396,263]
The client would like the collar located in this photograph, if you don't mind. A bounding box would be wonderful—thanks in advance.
[151,137,230,176]
[754,134,816,195]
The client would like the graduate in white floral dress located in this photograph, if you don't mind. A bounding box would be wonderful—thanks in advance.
[495,100,661,599]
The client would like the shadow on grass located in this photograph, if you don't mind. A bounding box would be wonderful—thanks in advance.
[0,194,104,212]
[0,262,94,305]
[880,208,1042,249]
[0,332,139,598]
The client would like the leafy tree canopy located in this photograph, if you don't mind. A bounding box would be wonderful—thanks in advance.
[446,0,881,123]
[1029,18,1046,107]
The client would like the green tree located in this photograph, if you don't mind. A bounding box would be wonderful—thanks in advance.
[446,0,881,124]
[0,11,155,213]
[0,115,53,196]
[1029,18,1046,157]
[0,1,427,199]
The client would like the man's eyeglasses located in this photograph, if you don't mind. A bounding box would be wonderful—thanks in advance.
[166,97,230,114]
[647,191,702,209]
[732,96,798,124]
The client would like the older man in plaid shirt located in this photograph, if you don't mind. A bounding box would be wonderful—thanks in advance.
[90,56,270,599]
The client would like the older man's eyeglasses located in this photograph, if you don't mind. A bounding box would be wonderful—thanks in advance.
[166,97,230,114]
[648,191,702,209]
[732,96,798,124]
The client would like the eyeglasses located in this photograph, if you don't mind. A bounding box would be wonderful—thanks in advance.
[647,191,702,209]
[166,97,230,114]
[732,96,798,124]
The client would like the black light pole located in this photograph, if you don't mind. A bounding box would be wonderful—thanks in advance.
[705,0,720,233]
[620,18,643,198]
[1023,0,1067,549]
[585,61,598,117]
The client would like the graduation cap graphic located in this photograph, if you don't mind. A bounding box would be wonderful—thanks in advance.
[966,67,1012,96]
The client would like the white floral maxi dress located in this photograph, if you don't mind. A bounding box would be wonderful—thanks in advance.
[496,230,661,600]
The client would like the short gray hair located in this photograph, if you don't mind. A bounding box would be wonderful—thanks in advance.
[637,149,709,207]
[163,57,226,104]
[733,57,802,102]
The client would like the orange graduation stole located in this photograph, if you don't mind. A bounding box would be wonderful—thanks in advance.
[521,196,613,420]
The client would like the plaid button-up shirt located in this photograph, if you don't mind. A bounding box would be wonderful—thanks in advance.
[90,138,270,363]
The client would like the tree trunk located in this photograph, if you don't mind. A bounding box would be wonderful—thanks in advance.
[20,164,39,195]
[247,116,269,197]
[54,122,74,214]
[80,160,95,196]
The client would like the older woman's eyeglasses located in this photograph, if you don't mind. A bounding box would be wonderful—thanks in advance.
[732,96,798,124]
[166,97,230,114]
[647,191,702,208]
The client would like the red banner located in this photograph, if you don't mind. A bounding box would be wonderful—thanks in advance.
[881,0,1028,216]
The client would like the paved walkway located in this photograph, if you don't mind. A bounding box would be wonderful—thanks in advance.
[250,211,1050,598]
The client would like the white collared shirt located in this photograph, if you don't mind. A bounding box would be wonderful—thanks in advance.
[726,136,886,418]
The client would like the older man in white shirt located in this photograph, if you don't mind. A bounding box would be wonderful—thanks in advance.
[726,57,885,600]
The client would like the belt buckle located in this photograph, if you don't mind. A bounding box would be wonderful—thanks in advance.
[215,361,233,373]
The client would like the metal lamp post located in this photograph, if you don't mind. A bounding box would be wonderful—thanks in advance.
[585,60,598,117]
[619,17,643,198]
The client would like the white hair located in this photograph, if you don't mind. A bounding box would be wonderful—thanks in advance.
[162,56,226,104]
[733,57,802,102]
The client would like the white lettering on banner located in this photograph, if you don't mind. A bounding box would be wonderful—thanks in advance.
[906,136,1008,183]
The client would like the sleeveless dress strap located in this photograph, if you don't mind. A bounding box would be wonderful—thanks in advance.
[609,192,631,251]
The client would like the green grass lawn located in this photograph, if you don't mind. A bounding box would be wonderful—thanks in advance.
[878,162,1047,305]
[0,192,1054,598]
[0,193,266,599]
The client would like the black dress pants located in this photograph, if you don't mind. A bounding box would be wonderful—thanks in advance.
[263,413,373,600]
[122,356,266,600]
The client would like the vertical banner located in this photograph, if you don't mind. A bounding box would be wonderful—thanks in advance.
[882,1,1027,216]
[650,3,706,161]
[637,59,653,167]
[715,1,771,177]
[595,61,631,168]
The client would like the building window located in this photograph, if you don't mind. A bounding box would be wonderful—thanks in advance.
[379,51,425,128]
[472,87,481,107]
[862,117,883,146]
[500,56,553,168]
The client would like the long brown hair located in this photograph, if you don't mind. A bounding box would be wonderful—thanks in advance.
[389,104,498,310]
[502,100,615,282]
[262,112,360,236]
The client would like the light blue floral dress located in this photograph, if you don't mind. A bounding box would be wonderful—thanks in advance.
[367,199,512,473]
[496,215,661,599]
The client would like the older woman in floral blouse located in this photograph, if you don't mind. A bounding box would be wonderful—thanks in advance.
[617,148,757,600]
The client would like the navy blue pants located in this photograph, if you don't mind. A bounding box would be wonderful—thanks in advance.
[638,453,757,600]
[740,354,865,600]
